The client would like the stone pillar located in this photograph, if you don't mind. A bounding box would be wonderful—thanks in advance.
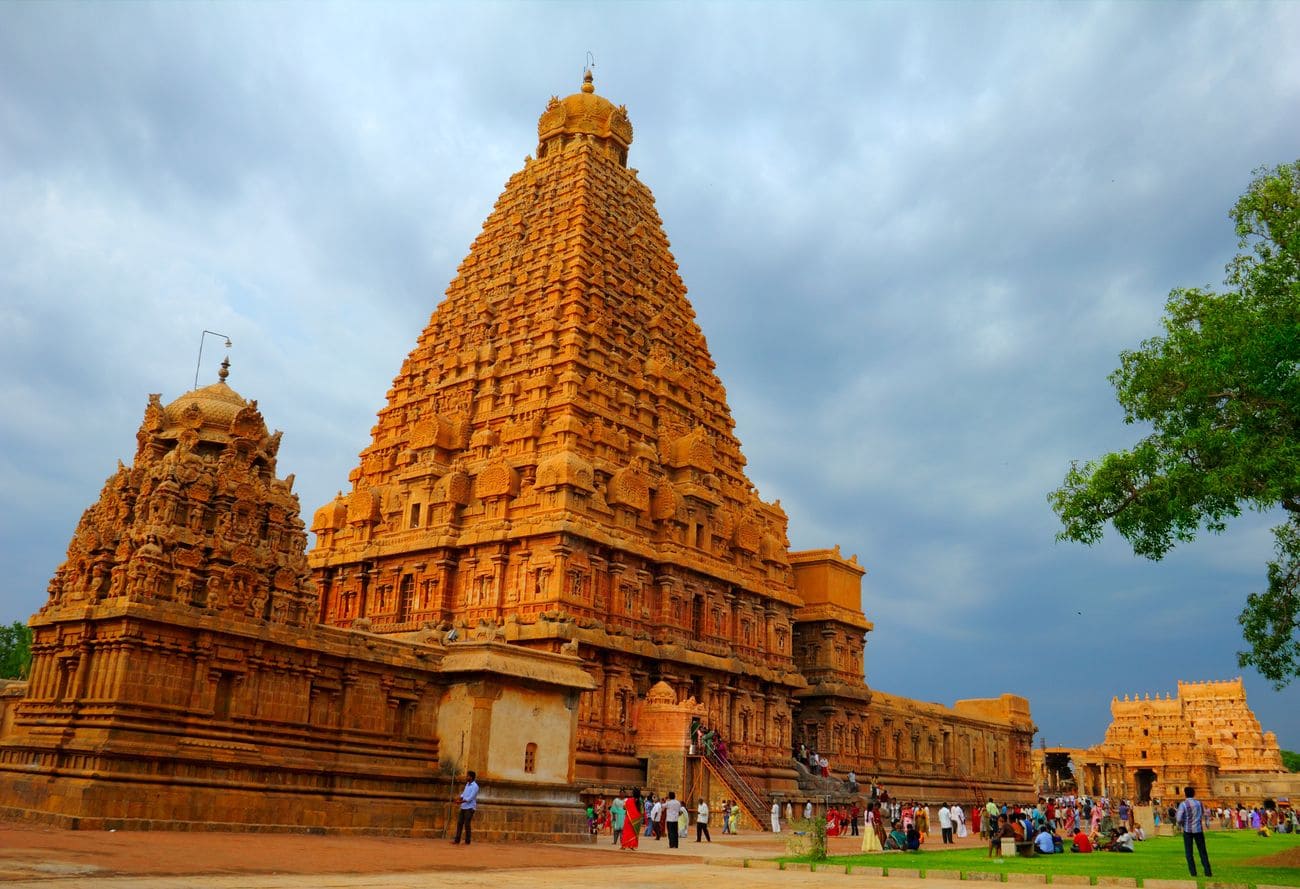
[465,680,502,778]
[490,553,508,620]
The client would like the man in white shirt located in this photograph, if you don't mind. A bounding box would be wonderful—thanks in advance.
[804,800,813,820]
[452,770,479,845]
[696,799,711,842]
[650,797,663,840]
[663,792,684,848]
[771,799,782,833]
[938,803,954,844]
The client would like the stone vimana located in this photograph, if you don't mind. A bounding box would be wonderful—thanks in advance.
[0,70,1035,836]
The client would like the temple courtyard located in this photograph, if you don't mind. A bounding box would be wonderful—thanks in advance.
[0,823,1296,889]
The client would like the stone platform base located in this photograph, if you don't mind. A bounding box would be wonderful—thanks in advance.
[0,776,591,842]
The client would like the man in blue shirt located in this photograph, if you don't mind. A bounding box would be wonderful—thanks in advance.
[453,770,479,845]
[1035,825,1056,854]
[1175,786,1211,877]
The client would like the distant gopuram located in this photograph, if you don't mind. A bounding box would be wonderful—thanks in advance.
[1097,679,1290,803]
[308,70,1035,804]
[1036,678,1298,806]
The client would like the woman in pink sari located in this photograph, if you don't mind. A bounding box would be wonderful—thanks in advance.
[620,790,642,850]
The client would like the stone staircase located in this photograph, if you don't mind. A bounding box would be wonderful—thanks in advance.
[700,749,772,831]
[792,757,855,798]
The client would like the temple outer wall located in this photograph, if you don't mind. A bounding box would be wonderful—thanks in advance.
[0,608,595,840]
[1211,772,1300,805]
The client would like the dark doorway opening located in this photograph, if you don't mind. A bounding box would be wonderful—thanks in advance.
[1135,768,1157,803]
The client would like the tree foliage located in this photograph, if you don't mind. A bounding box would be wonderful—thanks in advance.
[0,621,33,680]
[1051,160,1300,686]
[1281,749,1300,773]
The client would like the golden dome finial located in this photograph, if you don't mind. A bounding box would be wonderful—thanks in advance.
[218,356,230,383]
[537,65,633,158]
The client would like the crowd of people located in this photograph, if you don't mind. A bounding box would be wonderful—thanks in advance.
[1183,803,1298,835]
[581,781,1295,868]
[584,789,739,849]
[582,728,1297,865]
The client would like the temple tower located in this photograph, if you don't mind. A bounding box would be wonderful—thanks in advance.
[309,71,807,790]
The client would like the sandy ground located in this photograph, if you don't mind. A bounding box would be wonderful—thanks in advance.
[1243,843,1300,868]
[0,820,988,888]
[0,823,661,880]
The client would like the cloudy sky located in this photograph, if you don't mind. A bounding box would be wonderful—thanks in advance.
[4,1,1299,755]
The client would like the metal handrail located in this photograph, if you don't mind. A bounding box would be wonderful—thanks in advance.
[700,748,770,831]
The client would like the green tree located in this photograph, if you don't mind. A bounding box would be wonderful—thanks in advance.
[1282,749,1300,772]
[0,621,33,680]
[1051,160,1300,686]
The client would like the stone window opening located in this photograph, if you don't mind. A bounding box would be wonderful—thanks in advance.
[214,672,236,720]
[409,503,421,528]
[396,575,414,622]
[55,660,75,702]
[524,742,537,773]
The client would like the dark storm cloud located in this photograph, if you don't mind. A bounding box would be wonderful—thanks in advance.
[2,1,1298,751]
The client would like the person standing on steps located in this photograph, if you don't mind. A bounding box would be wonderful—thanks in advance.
[1176,786,1212,877]
[695,798,712,842]
[452,770,478,845]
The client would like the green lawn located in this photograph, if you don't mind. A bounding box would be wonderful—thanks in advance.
[796,832,1300,886]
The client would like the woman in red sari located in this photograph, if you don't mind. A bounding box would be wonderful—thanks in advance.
[620,790,642,850]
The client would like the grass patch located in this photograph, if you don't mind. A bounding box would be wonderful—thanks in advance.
[805,832,1300,886]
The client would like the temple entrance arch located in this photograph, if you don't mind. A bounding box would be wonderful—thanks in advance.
[1135,768,1157,803]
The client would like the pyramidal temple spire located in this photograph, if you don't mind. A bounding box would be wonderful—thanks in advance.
[308,75,806,780]
[311,73,779,579]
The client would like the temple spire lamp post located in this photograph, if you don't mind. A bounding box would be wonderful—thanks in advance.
[194,330,232,390]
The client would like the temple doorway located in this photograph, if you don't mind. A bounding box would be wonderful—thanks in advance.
[1135,768,1157,803]
[1042,751,1077,793]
